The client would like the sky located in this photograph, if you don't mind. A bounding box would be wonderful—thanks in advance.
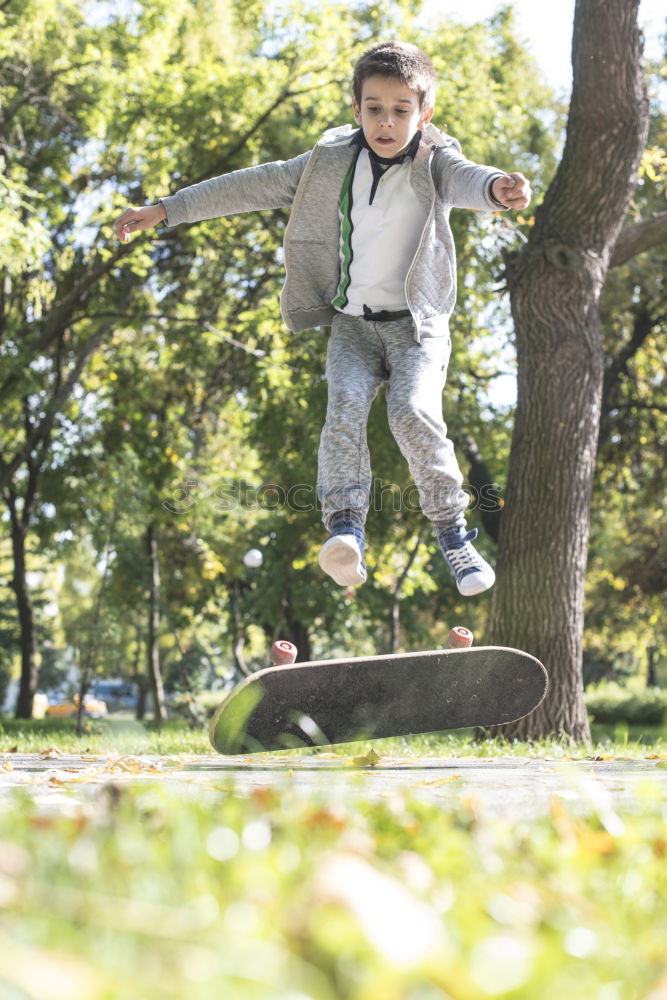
[423,0,666,94]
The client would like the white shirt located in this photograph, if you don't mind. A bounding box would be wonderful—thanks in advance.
[333,147,429,315]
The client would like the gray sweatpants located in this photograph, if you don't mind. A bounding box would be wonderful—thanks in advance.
[317,312,469,533]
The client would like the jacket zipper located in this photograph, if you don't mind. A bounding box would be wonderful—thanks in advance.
[404,145,437,344]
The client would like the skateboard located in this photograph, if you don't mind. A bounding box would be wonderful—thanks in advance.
[209,627,548,755]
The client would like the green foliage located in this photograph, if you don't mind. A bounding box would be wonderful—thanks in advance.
[585,680,667,726]
[64,0,562,674]
[0,716,212,755]
[0,776,666,998]
[2,715,667,758]
[0,166,50,275]
[585,52,667,675]
[2,0,662,712]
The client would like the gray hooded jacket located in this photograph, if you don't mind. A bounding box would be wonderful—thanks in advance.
[161,122,504,342]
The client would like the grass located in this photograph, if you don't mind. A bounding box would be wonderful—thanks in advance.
[1,768,666,999]
[2,716,667,998]
[1,713,666,759]
[0,715,212,756]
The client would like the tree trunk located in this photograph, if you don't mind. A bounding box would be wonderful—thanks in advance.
[229,581,251,677]
[277,587,312,663]
[387,527,427,654]
[75,537,113,736]
[132,623,147,721]
[146,522,167,723]
[456,433,503,544]
[488,0,649,740]
[6,493,37,719]
[285,618,312,664]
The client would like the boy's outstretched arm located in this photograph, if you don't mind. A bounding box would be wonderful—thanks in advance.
[113,203,166,243]
[112,151,311,242]
[432,141,531,214]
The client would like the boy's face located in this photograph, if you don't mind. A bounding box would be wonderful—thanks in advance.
[353,74,433,158]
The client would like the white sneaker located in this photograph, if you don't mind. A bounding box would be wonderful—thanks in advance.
[318,525,366,587]
[438,525,495,596]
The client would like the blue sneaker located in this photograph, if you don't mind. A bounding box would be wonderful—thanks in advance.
[318,519,366,587]
[438,525,495,596]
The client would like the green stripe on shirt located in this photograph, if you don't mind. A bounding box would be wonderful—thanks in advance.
[332,147,362,310]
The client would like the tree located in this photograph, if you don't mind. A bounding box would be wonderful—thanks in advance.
[0,0,144,714]
[16,0,658,720]
[0,0,361,713]
[488,0,650,740]
[583,53,667,685]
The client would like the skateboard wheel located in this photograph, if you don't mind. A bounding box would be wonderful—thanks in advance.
[448,626,473,649]
[271,640,298,665]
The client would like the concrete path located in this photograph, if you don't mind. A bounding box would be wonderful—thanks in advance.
[2,750,666,818]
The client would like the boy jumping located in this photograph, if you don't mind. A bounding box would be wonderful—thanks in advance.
[113,41,530,596]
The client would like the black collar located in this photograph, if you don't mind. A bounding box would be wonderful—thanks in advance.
[350,128,422,167]
[349,129,422,206]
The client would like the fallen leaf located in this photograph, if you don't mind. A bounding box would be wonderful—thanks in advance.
[30,816,58,829]
[103,756,162,775]
[304,807,347,830]
[1,762,13,773]
[652,838,666,857]
[417,775,462,787]
[575,829,617,855]
[249,787,278,808]
[159,760,184,772]
[550,796,578,843]
[39,748,63,760]
[350,748,381,767]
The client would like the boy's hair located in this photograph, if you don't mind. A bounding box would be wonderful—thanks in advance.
[352,41,437,111]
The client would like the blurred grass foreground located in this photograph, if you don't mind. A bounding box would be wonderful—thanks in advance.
[1,734,666,999]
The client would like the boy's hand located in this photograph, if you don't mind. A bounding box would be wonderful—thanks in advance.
[491,172,531,210]
[112,203,167,242]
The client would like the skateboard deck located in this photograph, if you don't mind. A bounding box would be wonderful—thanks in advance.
[209,645,548,755]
